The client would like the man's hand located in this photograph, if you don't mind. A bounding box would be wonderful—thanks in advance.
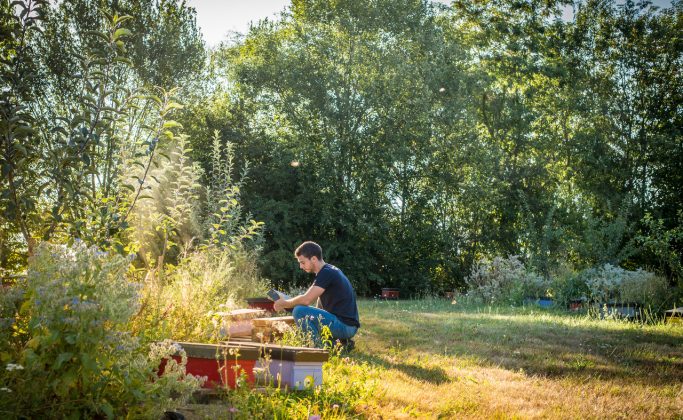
[273,286,325,312]
[273,298,288,312]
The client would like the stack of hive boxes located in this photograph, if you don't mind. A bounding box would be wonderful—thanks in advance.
[251,315,296,342]
[214,308,265,338]
[225,340,329,390]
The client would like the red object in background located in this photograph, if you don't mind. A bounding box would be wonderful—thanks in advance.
[569,300,583,311]
[158,342,258,389]
[246,297,275,312]
[381,288,400,299]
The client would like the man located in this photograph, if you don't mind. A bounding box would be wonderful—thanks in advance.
[273,241,360,349]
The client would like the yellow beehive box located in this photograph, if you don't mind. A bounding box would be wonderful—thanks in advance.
[665,308,683,325]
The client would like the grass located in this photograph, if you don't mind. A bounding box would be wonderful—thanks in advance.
[180,298,683,419]
[355,298,683,419]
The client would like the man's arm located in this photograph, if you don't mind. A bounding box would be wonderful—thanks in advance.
[273,285,324,312]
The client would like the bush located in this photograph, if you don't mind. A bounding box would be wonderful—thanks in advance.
[0,277,25,355]
[132,245,270,342]
[466,256,549,304]
[620,271,670,310]
[0,242,202,418]
[129,135,204,268]
[580,263,671,309]
[550,264,590,307]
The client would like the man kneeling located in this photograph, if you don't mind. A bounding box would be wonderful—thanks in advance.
[273,241,360,349]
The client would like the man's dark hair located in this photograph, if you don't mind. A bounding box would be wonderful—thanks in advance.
[295,241,323,260]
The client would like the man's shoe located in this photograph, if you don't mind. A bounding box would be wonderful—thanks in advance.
[339,338,355,352]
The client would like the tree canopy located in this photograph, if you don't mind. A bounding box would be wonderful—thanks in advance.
[2,0,681,297]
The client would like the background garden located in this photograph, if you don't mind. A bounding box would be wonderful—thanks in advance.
[1,0,682,418]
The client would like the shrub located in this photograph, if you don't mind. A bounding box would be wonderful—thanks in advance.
[580,263,671,309]
[0,242,201,418]
[0,277,25,355]
[129,134,204,267]
[551,271,590,308]
[466,256,548,304]
[132,245,270,342]
[620,271,670,310]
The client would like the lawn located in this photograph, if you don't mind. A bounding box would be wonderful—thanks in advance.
[352,298,683,419]
[181,298,682,419]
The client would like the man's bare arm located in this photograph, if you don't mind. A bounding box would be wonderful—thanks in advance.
[273,285,324,312]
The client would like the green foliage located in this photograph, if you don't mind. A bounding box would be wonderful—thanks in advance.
[0,276,25,356]
[573,202,639,267]
[549,264,591,308]
[120,0,206,90]
[129,133,204,267]
[0,242,201,418]
[212,351,380,419]
[204,130,264,250]
[637,211,683,282]
[0,0,206,269]
[620,272,671,311]
[195,0,682,296]
[2,0,681,305]
[580,263,672,309]
[0,0,47,259]
[132,246,269,342]
[465,255,548,304]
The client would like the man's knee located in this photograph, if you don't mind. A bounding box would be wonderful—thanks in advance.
[292,305,306,321]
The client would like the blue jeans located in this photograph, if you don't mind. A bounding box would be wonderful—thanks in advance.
[292,305,358,347]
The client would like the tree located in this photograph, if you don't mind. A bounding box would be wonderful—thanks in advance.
[0,0,205,270]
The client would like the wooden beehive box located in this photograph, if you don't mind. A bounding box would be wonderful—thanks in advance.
[251,316,296,343]
[665,308,683,325]
[224,340,329,390]
[162,342,260,389]
[215,308,266,337]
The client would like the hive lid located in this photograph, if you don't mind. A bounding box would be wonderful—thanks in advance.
[253,316,295,326]
[222,340,329,362]
[665,307,683,316]
[174,341,260,360]
[246,297,272,303]
[215,308,266,320]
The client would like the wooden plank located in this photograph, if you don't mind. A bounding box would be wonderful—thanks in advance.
[222,340,329,362]
[252,316,295,326]
[174,341,260,359]
[216,308,266,320]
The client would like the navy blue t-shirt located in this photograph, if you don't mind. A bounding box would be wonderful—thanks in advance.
[313,264,360,328]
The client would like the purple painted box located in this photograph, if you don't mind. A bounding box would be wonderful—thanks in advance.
[224,341,328,390]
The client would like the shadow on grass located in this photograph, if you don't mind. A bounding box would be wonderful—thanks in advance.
[352,351,452,385]
[360,301,683,385]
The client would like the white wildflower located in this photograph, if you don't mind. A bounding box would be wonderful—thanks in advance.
[5,363,24,371]
[273,321,290,333]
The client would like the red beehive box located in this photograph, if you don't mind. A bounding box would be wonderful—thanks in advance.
[246,297,275,312]
[164,342,259,389]
[381,288,400,299]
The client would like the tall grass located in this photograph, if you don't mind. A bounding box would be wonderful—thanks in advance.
[131,246,269,342]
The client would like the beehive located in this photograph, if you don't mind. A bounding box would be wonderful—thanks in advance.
[164,342,260,389]
[224,340,328,390]
[251,316,296,342]
[215,308,265,337]
[665,308,683,325]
